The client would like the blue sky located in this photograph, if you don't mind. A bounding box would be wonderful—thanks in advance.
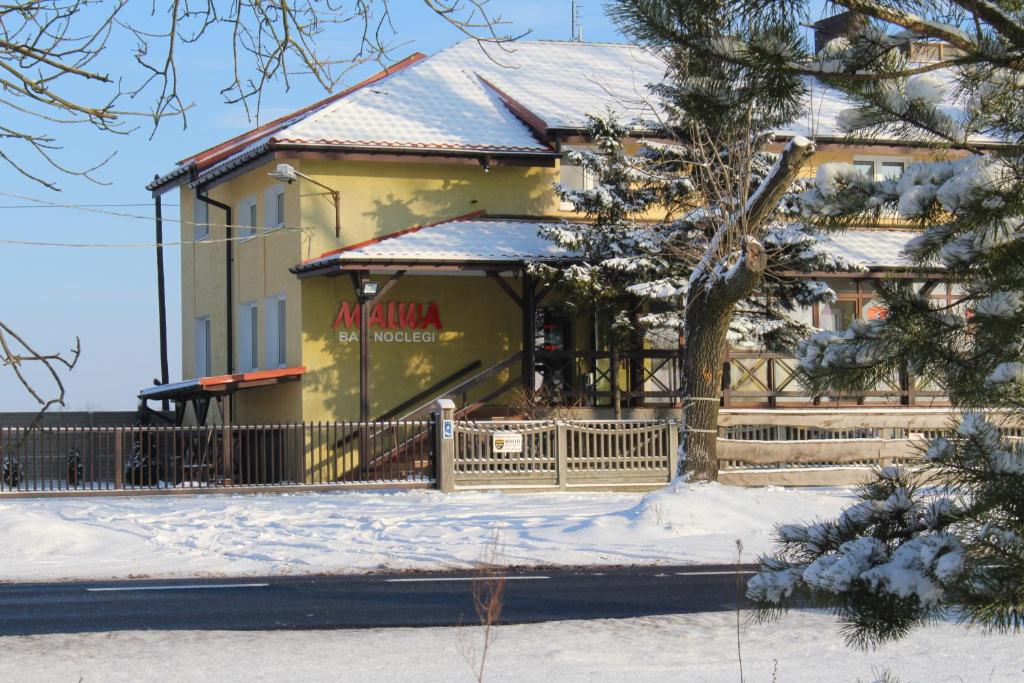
[0,1,623,411]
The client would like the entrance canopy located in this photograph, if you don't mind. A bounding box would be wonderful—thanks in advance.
[140,367,306,402]
[291,216,580,277]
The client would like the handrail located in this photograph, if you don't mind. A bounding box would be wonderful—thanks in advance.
[399,351,524,420]
[377,360,483,422]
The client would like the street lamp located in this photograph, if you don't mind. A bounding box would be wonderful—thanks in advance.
[268,163,342,238]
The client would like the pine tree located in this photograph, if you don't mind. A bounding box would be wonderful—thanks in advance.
[548,4,861,478]
[610,0,1024,647]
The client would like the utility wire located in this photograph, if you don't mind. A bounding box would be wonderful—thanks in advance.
[0,203,179,208]
[0,191,311,232]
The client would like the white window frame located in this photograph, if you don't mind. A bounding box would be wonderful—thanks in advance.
[193,192,210,241]
[558,146,596,212]
[238,197,258,240]
[193,316,212,378]
[265,185,285,232]
[264,293,288,369]
[852,155,909,181]
[237,301,259,372]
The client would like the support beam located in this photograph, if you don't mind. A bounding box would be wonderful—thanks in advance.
[375,270,406,300]
[522,269,536,396]
[487,272,523,308]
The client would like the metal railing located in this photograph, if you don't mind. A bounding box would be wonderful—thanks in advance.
[0,421,434,495]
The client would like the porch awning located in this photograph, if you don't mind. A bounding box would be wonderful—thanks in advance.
[139,367,306,402]
[291,216,580,277]
[290,214,928,278]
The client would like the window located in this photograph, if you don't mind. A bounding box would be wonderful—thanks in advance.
[238,302,259,371]
[264,294,287,368]
[558,147,595,211]
[853,156,907,181]
[265,185,285,231]
[193,192,209,241]
[193,316,211,378]
[239,197,257,239]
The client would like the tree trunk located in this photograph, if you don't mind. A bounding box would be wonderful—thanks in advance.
[679,299,734,480]
[679,239,767,480]
[677,136,815,480]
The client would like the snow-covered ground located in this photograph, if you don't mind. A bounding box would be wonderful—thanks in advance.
[0,483,856,582]
[3,610,1019,682]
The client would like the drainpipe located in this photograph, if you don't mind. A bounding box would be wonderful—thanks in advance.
[196,191,234,375]
[153,190,170,409]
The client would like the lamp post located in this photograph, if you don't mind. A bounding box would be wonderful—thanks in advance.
[268,163,341,238]
[357,274,379,424]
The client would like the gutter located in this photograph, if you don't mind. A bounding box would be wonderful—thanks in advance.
[195,191,235,375]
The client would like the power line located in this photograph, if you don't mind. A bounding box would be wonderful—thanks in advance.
[0,229,305,249]
[0,203,179,209]
[0,190,310,233]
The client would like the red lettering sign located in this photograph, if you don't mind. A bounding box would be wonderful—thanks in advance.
[333,301,443,330]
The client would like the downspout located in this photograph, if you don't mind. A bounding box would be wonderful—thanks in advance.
[196,190,234,375]
[154,190,170,409]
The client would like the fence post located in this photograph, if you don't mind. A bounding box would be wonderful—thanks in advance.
[667,419,679,481]
[555,421,568,489]
[434,399,455,493]
[113,428,123,490]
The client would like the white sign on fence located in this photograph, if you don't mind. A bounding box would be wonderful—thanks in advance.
[491,432,523,454]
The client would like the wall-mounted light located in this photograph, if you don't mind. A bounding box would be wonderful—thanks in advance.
[480,156,491,173]
[360,280,380,301]
[268,163,342,238]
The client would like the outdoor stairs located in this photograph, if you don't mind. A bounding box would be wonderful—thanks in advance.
[364,352,524,474]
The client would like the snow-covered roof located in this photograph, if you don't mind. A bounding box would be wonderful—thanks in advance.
[819,229,919,269]
[293,217,577,274]
[292,217,923,275]
[158,40,924,190]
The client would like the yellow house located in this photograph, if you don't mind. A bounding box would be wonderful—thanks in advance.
[142,38,955,430]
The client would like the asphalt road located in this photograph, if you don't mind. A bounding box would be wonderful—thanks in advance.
[0,565,758,636]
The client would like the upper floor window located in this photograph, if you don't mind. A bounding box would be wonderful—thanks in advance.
[239,197,257,239]
[193,192,209,241]
[558,146,595,211]
[265,185,285,231]
[853,156,907,181]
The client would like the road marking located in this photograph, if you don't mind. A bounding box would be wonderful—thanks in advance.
[674,571,757,577]
[385,576,550,583]
[86,583,270,592]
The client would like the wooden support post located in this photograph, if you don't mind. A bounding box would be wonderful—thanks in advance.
[522,269,536,397]
[435,399,455,493]
[222,394,233,486]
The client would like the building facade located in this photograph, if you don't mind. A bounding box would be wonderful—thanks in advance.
[144,39,949,425]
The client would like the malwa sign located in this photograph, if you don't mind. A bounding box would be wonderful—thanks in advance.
[333,301,443,343]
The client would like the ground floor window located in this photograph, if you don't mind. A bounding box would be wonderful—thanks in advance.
[194,316,211,378]
[264,294,287,368]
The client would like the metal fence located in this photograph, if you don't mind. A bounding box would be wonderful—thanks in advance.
[0,421,434,495]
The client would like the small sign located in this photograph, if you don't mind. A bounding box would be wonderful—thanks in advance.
[442,419,454,440]
[492,432,523,454]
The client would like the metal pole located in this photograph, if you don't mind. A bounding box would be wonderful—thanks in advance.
[359,272,370,422]
[154,193,170,410]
